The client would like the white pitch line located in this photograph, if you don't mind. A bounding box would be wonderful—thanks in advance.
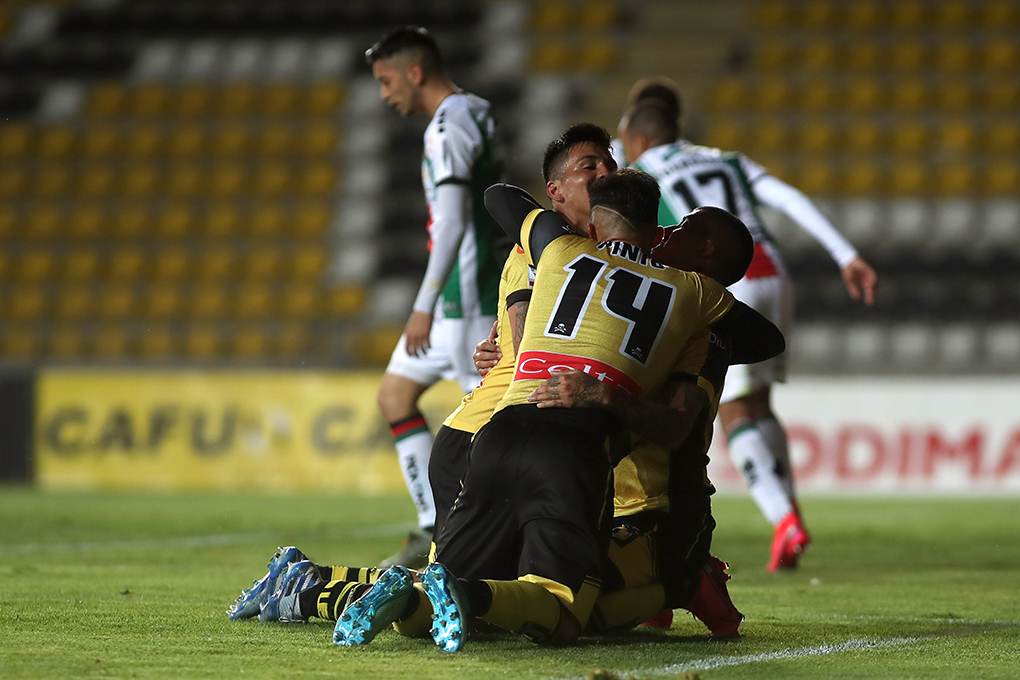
[0,523,413,556]
[547,621,1020,680]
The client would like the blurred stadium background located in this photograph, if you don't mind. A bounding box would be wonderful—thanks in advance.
[0,0,1018,493]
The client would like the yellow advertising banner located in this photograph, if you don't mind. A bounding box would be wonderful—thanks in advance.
[35,371,466,491]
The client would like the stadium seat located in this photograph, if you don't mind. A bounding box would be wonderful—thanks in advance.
[890,79,928,111]
[174,83,214,117]
[153,247,191,281]
[196,247,235,281]
[579,0,620,29]
[208,164,248,198]
[889,40,928,70]
[800,39,840,71]
[97,284,137,319]
[185,324,221,359]
[890,0,925,28]
[530,40,572,72]
[0,123,32,157]
[705,78,746,112]
[109,247,147,280]
[124,126,164,157]
[890,120,928,153]
[144,284,183,319]
[1,325,39,359]
[844,78,884,111]
[55,286,94,319]
[8,285,49,320]
[304,82,344,115]
[845,0,883,29]
[796,158,836,195]
[214,122,250,156]
[68,204,106,239]
[980,0,1016,27]
[937,119,974,153]
[276,323,309,358]
[754,39,793,71]
[324,285,366,316]
[702,120,744,151]
[300,122,339,156]
[986,160,1019,194]
[576,42,618,72]
[0,168,25,199]
[219,83,259,116]
[748,119,787,154]
[77,163,118,198]
[797,119,838,153]
[17,248,56,281]
[250,203,286,237]
[165,164,205,198]
[751,78,792,112]
[936,40,972,72]
[120,163,162,197]
[167,125,207,158]
[95,325,131,358]
[24,207,62,239]
[63,247,100,281]
[290,245,325,279]
[262,82,301,116]
[244,247,283,280]
[190,285,229,319]
[50,325,85,359]
[936,81,972,111]
[935,0,970,28]
[800,0,840,28]
[0,206,17,239]
[754,0,792,29]
[256,123,295,156]
[983,38,1018,72]
[236,283,276,318]
[985,120,1020,153]
[935,161,974,195]
[252,162,291,197]
[234,325,272,358]
[112,204,149,238]
[37,125,77,158]
[800,81,836,111]
[157,203,194,238]
[131,83,171,117]
[202,203,242,238]
[80,125,121,157]
[281,282,320,317]
[350,325,401,364]
[33,165,73,198]
[140,325,178,358]
[889,160,928,195]
[294,203,331,237]
[985,78,1019,110]
[532,0,571,30]
[85,81,127,117]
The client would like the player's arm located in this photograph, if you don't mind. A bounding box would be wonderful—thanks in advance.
[484,183,573,265]
[506,292,530,357]
[527,371,708,451]
[711,300,786,365]
[751,170,878,305]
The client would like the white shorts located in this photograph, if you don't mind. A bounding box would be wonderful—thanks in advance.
[385,315,497,394]
[719,274,795,404]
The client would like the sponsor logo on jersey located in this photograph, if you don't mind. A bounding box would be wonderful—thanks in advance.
[514,350,643,396]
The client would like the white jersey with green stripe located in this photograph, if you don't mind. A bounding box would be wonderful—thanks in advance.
[631,140,772,245]
[420,91,502,320]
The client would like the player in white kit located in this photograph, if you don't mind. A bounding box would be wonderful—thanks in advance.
[367,26,503,569]
[618,92,877,571]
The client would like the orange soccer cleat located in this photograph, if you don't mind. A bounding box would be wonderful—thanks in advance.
[684,556,743,638]
[767,510,811,572]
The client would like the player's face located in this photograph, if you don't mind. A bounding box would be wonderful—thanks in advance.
[650,214,708,272]
[372,57,420,116]
[551,142,617,233]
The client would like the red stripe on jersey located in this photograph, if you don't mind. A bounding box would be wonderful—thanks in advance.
[744,242,779,279]
[514,350,643,397]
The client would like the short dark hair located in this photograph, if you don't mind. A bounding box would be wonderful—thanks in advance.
[588,168,661,235]
[695,206,755,287]
[542,123,612,182]
[622,99,680,147]
[365,25,443,74]
[627,77,683,123]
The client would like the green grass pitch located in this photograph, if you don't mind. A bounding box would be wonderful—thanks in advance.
[1,488,1018,679]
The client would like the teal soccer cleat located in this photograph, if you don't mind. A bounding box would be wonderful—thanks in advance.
[258,560,322,622]
[227,546,307,620]
[420,562,469,652]
[333,565,415,646]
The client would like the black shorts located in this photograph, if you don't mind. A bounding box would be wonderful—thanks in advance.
[428,425,473,541]
[435,404,617,590]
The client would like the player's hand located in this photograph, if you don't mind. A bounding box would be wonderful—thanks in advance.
[473,321,501,376]
[404,311,433,356]
[527,369,611,409]
[841,257,878,305]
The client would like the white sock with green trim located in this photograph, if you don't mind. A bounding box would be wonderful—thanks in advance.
[728,422,794,526]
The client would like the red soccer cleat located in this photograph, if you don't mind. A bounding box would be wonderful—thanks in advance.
[638,608,673,629]
[767,511,811,572]
[684,555,743,638]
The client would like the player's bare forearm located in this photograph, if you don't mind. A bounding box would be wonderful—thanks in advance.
[404,310,433,356]
[509,300,529,357]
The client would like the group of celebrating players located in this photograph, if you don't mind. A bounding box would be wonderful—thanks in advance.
[223,24,879,652]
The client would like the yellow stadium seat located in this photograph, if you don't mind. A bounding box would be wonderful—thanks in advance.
[24,206,62,239]
[754,0,792,28]
[845,0,883,29]
[305,82,344,115]
[243,247,283,279]
[109,246,147,280]
[323,285,365,316]
[705,78,746,111]
[845,78,884,111]
[0,122,32,157]
[986,160,1019,194]
[890,0,925,28]
[50,325,85,358]
[69,204,106,238]
[890,79,928,111]
[262,83,300,116]
[935,161,973,195]
[234,325,271,358]
[86,81,127,117]
[937,119,974,153]
[985,120,1020,153]
[579,0,619,29]
[165,164,205,198]
[797,120,838,153]
[532,0,570,30]
[208,164,247,198]
[131,83,171,117]
[754,39,794,71]
[844,160,882,196]
[219,83,258,116]
[530,40,572,72]
[935,0,970,28]
[140,325,177,358]
[890,120,928,154]
[55,286,93,319]
[144,284,183,318]
[213,122,249,156]
[800,40,839,70]
[167,125,206,157]
[236,283,275,318]
[291,245,325,279]
[18,247,55,279]
[153,247,191,281]
[174,83,213,117]
[298,162,336,196]
[281,282,320,317]
[203,203,242,238]
[196,246,235,280]
[294,203,330,237]
[77,163,118,198]
[0,168,26,198]
[97,284,137,319]
[937,40,972,72]
[80,125,120,156]
[983,39,1018,72]
[349,326,399,364]
[36,125,76,157]
[190,285,228,318]
[120,163,162,197]
[2,325,39,359]
[250,203,286,237]
[95,325,131,358]
[800,81,836,110]
[889,40,928,70]
[751,78,790,112]
[800,0,839,27]
[276,323,309,358]
[33,165,73,198]
[702,120,744,151]
[63,247,100,280]
[980,1,1015,28]
[251,162,291,197]
[186,324,221,358]
[890,160,928,195]
[747,119,787,153]
[157,203,194,238]
[124,125,164,157]
[936,81,972,111]
[112,204,149,238]
[796,158,835,195]
[845,41,882,71]
[0,205,18,239]
[985,79,1019,110]
[577,42,618,72]
[9,285,49,320]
